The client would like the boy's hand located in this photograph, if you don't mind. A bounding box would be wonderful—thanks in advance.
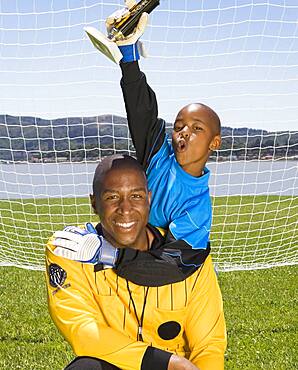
[52,223,118,267]
[106,0,149,62]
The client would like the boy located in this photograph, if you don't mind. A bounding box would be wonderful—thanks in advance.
[116,9,221,254]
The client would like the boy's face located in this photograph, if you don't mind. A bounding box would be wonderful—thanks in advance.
[172,103,221,176]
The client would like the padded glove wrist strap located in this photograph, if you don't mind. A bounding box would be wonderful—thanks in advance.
[119,44,140,62]
[99,238,119,266]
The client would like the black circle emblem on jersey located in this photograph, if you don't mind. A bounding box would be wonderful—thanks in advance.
[48,263,67,288]
[158,321,181,340]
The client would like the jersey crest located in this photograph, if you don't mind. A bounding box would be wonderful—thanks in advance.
[48,263,67,288]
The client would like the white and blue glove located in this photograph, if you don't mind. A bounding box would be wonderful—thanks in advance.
[52,223,119,267]
[106,0,149,62]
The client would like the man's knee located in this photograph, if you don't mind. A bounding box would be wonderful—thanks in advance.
[65,356,119,370]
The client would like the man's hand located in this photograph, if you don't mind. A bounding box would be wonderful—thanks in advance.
[106,0,149,62]
[168,355,200,370]
[52,223,118,267]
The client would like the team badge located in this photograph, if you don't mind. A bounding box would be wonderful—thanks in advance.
[48,263,67,288]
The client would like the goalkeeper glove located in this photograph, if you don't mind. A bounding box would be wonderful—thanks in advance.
[106,0,149,62]
[52,223,119,267]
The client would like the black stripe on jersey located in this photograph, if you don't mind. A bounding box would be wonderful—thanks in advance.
[94,270,100,295]
[191,265,203,292]
[123,304,126,331]
[116,275,119,294]
[128,294,132,314]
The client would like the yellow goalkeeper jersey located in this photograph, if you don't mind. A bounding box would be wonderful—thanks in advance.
[46,235,226,370]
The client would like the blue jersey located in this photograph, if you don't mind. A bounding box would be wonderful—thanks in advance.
[147,137,211,250]
[121,61,212,256]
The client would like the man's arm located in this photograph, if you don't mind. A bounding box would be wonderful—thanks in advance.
[46,239,172,370]
[168,355,200,370]
[185,256,227,369]
[120,61,166,169]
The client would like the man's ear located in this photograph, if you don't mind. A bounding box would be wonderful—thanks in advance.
[89,194,97,214]
[210,135,221,151]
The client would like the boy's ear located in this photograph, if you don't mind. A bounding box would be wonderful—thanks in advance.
[210,135,221,151]
[148,190,152,206]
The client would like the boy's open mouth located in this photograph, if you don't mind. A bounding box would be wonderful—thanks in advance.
[176,139,187,152]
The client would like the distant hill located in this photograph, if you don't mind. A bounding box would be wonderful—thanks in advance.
[0,114,297,162]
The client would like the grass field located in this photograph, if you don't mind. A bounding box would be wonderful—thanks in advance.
[0,195,297,369]
[1,195,297,270]
[0,265,297,369]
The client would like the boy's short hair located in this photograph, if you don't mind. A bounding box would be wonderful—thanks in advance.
[196,102,221,135]
[175,102,221,136]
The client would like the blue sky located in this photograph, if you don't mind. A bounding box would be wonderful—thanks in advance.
[0,0,297,131]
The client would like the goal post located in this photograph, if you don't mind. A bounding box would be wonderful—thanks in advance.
[0,0,297,271]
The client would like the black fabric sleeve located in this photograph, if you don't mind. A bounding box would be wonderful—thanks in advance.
[120,61,165,170]
[111,225,210,287]
[141,346,172,370]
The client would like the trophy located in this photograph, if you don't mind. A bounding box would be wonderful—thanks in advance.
[84,0,160,64]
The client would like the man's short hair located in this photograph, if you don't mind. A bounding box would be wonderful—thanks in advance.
[92,154,146,196]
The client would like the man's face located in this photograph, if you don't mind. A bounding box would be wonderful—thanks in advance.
[92,167,151,251]
[172,103,221,176]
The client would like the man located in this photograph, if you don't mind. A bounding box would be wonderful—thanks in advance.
[46,155,226,370]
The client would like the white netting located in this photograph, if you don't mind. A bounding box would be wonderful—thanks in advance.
[0,0,297,271]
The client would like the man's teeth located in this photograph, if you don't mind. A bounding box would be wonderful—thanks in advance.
[115,222,135,228]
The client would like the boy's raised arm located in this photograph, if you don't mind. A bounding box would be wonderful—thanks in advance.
[120,60,165,169]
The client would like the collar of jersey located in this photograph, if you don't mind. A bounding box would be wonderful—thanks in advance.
[172,155,210,186]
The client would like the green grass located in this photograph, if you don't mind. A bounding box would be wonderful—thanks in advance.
[0,196,297,270]
[0,195,297,368]
[0,265,297,369]
[211,196,298,269]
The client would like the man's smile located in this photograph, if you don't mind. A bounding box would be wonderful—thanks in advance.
[112,220,138,231]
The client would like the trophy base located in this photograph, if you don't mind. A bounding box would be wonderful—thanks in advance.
[84,26,122,64]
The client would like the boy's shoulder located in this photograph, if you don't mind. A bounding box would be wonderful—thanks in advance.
[146,135,173,170]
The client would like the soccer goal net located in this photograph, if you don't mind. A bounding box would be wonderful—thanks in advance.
[0,0,297,271]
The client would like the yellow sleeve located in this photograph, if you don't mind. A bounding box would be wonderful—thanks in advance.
[45,239,149,370]
[185,256,227,370]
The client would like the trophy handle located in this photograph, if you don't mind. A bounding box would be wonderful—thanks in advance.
[84,0,160,63]
[109,0,160,40]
